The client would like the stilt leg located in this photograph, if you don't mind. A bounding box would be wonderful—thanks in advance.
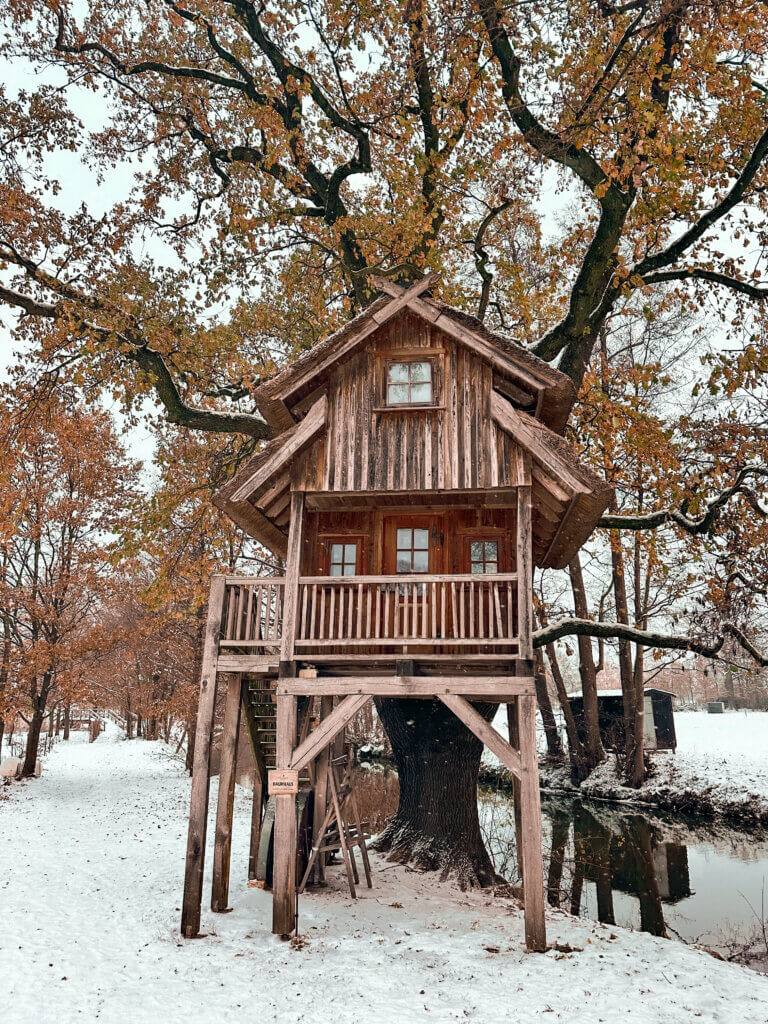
[211,672,242,911]
[181,576,226,939]
[518,693,547,952]
[312,695,333,884]
[272,692,297,936]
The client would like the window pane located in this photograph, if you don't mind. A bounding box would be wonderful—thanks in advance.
[471,562,484,574]
[471,541,483,561]
[329,563,343,576]
[344,543,357,561]
[397,528,412,548]
[412,549,428,572]
[330,544,343,564]
[410,382,432,404]
[409,361,431,382]
[413,529,429,549]
[388,362,410,383]
[486,562,498,575]
[396,553,412,573]
[485,541,498,559]
[388,383,410,405]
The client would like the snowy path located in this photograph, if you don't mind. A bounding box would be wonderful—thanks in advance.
[2,728,768,1024]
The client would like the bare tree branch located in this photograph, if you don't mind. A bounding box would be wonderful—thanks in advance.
[598,466,768,532]
[534,617,768,667]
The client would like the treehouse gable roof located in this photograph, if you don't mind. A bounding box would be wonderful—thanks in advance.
[253,275,576,434]
[214,278,612,568]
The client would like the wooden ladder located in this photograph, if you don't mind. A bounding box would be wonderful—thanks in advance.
[299,751,372,898]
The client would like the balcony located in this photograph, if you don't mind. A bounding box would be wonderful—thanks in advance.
[218,573,522,664]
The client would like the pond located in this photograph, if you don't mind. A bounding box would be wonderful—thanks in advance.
[482,787,768,960]
[354,766,768,962]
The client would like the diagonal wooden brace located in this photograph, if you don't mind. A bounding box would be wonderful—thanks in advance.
[438,693,522,778]
[290,694,370,772]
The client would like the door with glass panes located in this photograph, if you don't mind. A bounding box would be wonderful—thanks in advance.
[382,515,444,645]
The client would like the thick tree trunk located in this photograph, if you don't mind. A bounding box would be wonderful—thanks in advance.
[63,703,70,740]
[609,532,644,786]
[545,643,588,779]
[372,697,502,888]
[0,716,4,757]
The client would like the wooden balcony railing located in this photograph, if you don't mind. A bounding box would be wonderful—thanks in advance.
[295,574,519,652]
[220,577,286,650]
[219,573,521,656]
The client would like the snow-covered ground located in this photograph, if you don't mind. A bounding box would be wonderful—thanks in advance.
[486,708,768,825]
[2,726,768,1023]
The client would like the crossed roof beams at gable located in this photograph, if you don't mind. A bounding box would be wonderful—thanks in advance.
[253,275,574,434]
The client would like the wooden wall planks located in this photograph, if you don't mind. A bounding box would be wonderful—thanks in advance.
[293,311,529,495]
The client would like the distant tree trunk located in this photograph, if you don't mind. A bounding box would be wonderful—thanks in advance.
[0,716,4,757]
[63,703,70,740]
[534,650,563,758]
[373,697,502,888]
[545,643,588,779]
[22,707,44,777]
[569,557,606,770]
[609,533,644,786]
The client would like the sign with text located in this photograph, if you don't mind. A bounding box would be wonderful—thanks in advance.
[268,769,299,795]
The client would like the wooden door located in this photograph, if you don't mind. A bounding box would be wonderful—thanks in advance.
[382,515,444,645]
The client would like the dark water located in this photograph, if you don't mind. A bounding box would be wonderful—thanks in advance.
[480,789,768,955]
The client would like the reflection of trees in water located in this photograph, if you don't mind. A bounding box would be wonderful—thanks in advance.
[479,788,696,938]
[547,800,688,936]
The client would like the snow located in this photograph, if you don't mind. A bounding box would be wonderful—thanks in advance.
[2,726,768,1022]
[486,708,768,825]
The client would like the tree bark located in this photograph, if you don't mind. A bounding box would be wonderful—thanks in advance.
[569,557,605,769]
[609,532,644,786]
[0,716,4,757]
[372,697,502,888]
[22,705,45,777]
[63,703,70,740]
[534,649,563,759]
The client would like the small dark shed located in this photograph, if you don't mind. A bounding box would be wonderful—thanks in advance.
[568,687,677,752]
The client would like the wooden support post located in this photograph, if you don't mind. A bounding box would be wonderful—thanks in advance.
[211,673,242,912]
[280,491,305,665]
[181,575,226,939]
[273,492,304,937]
[272,690,297,936]
[312,694,334,883]
[518,692,547,952]
[506,697,524,884]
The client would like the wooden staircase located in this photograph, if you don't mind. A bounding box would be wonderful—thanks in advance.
[243,679,277,774]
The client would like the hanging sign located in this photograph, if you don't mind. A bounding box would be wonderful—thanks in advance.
[268,769,299,795]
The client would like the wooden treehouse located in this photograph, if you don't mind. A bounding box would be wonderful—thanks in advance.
[181,275,612,951]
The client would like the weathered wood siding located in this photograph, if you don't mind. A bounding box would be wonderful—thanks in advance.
[293,311,528,493]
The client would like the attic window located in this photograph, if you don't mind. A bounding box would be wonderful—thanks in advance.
[387,360,433,406]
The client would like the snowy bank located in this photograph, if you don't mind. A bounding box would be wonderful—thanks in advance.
[483,708,768,827]
[2,726,768,1023]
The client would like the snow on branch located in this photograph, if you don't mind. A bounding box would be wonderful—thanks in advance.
[534,618,768,668]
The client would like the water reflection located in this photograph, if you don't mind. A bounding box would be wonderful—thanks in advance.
[548,803,691,936]
[481,789,768,955]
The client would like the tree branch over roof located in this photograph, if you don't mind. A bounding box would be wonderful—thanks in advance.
[534,617,768,667]
[0,274,270,440]
[598,466,768,532]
